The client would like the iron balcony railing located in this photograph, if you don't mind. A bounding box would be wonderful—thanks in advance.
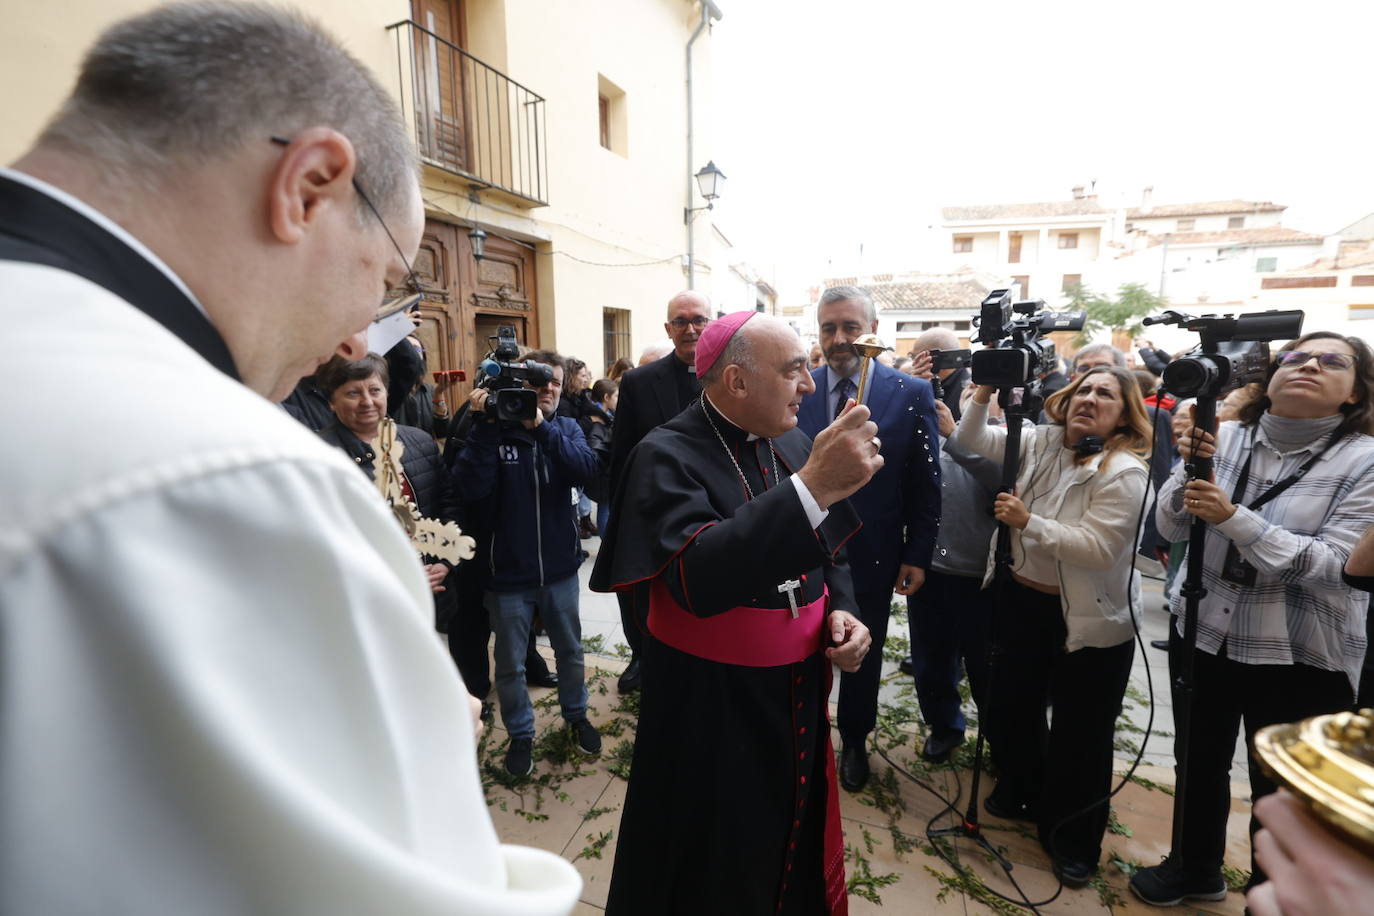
[387,20,548,206]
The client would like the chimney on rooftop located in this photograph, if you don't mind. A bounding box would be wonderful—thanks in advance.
[1072,185,1086,200]
[1141,186,1154,214]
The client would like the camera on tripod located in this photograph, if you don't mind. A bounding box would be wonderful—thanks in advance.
[1142,309,1305,399]
[970,288,1086,389]
[475,325,554,424]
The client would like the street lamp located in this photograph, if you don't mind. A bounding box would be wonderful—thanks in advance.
[684,160,726,223]
[468,226,488,261]
[685,160,725,290]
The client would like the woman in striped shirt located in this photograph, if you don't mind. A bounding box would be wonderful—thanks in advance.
[1131,331,1374,908]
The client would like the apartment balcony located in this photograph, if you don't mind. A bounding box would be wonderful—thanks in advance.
[387,20,548,207]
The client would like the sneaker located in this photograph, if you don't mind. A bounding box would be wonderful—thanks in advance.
[1129,856,1227,906]
[505,737,534,777]
[570,719,602,755]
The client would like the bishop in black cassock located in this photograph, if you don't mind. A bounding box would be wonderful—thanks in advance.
[591,311,878,915]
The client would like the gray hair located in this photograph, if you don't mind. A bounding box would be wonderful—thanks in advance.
[818,285,877,324]
[37,2,417,219]
[699,325,758,386]
[1073,343,1127,368]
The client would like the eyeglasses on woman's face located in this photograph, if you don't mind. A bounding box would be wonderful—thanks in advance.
[1276,350,1355,371]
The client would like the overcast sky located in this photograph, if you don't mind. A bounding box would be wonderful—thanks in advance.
[708,0,1374,302]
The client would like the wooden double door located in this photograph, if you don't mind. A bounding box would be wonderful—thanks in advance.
[407,219,540,408]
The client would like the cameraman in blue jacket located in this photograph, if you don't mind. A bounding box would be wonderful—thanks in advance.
[454,349,602,777]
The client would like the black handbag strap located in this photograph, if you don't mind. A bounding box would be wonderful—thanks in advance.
[1229,424,1341,512]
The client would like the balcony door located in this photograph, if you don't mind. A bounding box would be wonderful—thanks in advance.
[412,0,470,173]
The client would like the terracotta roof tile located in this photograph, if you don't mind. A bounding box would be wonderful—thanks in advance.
[1290,246,1374,272]
[943,200,1110,221]
[822,273,993,312]
[1127,199,1284,219]
[1145,227,1323,247]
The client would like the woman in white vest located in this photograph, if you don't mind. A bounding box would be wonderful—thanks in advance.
[954,365,1152,888]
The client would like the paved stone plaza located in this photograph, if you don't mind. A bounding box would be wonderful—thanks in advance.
[481,537,1255,913]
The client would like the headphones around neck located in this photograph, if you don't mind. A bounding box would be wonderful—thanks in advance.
[1072,434,1105,456]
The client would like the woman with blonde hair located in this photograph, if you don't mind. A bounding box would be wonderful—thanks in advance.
[953,365,1153,887]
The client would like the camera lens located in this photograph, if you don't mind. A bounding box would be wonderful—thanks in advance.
[1162,357,1213,398]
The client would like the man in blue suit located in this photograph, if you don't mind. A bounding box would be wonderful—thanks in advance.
[798,285,941,791]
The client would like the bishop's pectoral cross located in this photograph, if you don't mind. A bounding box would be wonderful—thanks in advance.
[777,578,802,619]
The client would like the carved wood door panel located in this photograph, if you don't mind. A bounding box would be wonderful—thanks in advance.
[461,232,539,377]
[411,219,539,408]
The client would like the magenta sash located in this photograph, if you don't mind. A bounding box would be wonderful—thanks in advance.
[647,577,826,667]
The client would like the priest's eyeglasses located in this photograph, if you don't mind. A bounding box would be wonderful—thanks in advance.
[669,316,712,330]
[269,136,423,315]
[1276,350,1355,372]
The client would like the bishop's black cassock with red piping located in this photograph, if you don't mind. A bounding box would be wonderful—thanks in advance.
[590,396,861,915]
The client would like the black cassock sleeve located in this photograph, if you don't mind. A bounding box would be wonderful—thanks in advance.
[592,429,860,618]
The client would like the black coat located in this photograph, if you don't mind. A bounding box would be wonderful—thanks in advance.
[608,352,699,495]
[584,417,613,505]
[281,378,335,432]
[318,422,458,524]
[1138,346,1172,376]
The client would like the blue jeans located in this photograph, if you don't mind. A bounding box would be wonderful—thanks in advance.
[907,569,993,739]
[486,575,587,740]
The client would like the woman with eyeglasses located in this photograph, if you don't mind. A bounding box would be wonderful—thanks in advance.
[1130,332,1374,908]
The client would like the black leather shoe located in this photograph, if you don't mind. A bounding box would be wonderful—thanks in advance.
[898,655,915,676]
[1053,858,1096,888]
[921,731,964,763]
[526,669,559,688]
[1150,638,1170,651]
[839,744,870,792]
[617,657,642,693]
[983,792,1037,822]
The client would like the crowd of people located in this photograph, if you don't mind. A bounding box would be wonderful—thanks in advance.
[6,5,1374,915]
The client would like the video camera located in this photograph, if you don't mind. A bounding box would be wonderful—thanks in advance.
[970,288,1086,390]
[926,348,972,402]
[1141,309,1305,399]
[474,325,554,424]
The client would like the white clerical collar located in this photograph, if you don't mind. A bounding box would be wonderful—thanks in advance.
[703,392,760,441]
[0,167,209,318]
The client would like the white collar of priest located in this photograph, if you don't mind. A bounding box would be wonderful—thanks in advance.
[703,391,761,441]
[0,167,209,319]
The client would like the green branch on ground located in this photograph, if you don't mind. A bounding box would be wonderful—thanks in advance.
[924,865,1031,915]
[607,738,635,780]
[1107,851,1142,876]
[571,830,614,862]
[1223,864,1252,891]
[1090,869,1125,908]
[1106,807,1133,837]
[846,843,900,904]
[1126,773,1175,796]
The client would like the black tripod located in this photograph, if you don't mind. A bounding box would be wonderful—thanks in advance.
[1166,390,1217,862]
[930,383,1040,872]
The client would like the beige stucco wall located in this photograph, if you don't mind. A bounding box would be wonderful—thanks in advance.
[499,0,713,371]
[1,0,715,376]
[0,0,412,164]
